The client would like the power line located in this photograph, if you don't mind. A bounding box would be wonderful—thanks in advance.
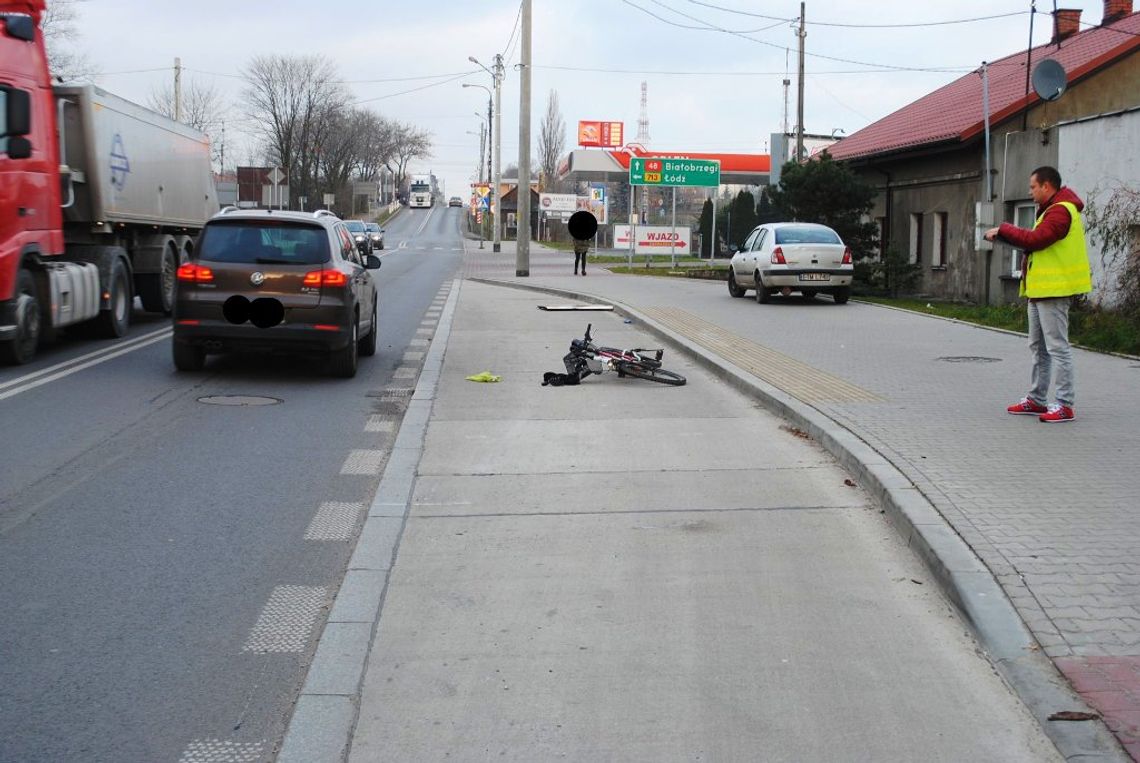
[534,64,970,76]
[618,0,976,72]
[354,72,474,105]
[501,0,524,60]
[681,1,1030,28]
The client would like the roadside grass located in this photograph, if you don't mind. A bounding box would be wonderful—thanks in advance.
[858,296,1140,356]
[591,264,1140,356]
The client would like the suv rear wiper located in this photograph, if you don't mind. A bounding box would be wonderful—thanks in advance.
[255,258,295,264]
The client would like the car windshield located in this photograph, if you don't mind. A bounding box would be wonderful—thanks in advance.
[197,221,331,264]
[365,223,380,232]
[774,226,842,245]
[344,221,366,233]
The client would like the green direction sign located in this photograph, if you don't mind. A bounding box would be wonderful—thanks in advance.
[629,157,721,187]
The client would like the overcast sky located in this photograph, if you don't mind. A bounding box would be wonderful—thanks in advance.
[65,0,1120,198]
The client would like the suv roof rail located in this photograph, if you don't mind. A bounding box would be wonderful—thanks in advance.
[218,205,239,215]
[313,209,339,219]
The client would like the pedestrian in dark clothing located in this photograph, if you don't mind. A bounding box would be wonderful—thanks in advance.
[573,238,588,276]
[984,166,1092,423]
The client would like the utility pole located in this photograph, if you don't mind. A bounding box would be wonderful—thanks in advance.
[796,4,805,162]
[516,0,532,276]
[174,57,182,123]
[493,55,504,253]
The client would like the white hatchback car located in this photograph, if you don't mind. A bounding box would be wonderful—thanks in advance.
[727,222,853,304]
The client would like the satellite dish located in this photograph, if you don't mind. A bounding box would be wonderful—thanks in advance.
[1032,59,1068,102]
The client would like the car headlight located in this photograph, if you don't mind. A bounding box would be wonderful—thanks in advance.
[355,235,364,241]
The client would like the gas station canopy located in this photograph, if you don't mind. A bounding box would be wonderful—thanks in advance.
[558,145,771,186]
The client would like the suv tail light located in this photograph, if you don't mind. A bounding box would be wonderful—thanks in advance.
[303,269,348,287]
[771,246,787,265]
[842,247,852,265]
[177,263,214,283]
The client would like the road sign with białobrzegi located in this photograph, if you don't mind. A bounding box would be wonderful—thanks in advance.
[629,158,720,187]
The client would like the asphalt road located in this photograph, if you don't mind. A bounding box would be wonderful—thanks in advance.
[0,204,463,762]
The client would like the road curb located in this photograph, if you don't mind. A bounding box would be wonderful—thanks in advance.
[277,279,464,763]
[471,276,1127,762]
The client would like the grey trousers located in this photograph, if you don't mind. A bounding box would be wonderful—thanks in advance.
[1027,297,1075,407]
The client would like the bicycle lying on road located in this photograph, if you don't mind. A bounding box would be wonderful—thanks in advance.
[558,323,686,386]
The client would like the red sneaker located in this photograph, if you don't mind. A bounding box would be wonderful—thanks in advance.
[1039,404,1075,423]
[1007,397,1048,415]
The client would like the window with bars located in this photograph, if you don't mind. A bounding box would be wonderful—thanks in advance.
[1010,203,1036,277]
[932,212,947,267]
[909,213,923,264]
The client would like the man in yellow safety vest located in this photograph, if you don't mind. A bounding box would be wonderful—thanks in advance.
[985,165,1092,423]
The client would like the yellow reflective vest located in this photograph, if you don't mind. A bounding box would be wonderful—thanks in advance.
[1020,201,1092,298]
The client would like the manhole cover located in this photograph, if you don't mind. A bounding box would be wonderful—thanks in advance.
[198,395,282,406]
[936,356,1002,363]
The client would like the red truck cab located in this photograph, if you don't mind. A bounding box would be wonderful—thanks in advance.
[1,0,65,361]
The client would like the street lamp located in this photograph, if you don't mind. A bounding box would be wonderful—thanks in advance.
[463,82,492,190]
[468,54,503,252]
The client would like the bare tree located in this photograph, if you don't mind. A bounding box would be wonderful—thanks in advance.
[537,89,566,192]
[148,78,227,133]
[241,54,350,208]
[384,122,433,195]
[39,0,95,81]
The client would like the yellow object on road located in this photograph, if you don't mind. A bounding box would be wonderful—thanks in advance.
[465,371,501,383]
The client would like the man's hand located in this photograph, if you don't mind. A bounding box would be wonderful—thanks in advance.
[983,227,1001,242]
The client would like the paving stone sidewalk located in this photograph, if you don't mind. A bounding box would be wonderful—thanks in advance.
[464,240,1140,760]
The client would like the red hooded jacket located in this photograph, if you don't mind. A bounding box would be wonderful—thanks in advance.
[996,186,1085,253]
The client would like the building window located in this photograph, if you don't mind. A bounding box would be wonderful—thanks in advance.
[1011,203,1036,276]
[909,213,923,264]
[932,212,947,268]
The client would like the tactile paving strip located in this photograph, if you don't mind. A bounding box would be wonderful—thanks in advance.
[178,739,264,763]
[304,502,363,541]
[242,585,327,653]
[640,306,881,404]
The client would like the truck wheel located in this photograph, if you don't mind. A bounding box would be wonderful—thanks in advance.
[0,270,42,365]
[138,247,178,314]
[172,341,206,371]
[93,258,131,338]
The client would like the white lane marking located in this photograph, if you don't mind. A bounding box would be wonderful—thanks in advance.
[0,326,172,392]
[365,416,395,433]
[393,366,418,379]
[305,502,364,541]
[412,206,435,238]
[0,330,172,403]
[415,328,433,337]
[243,585,327,653]
[402,351,424,363]
[408,338,429,347]
[341,449,386,475]
[178,739,265,763]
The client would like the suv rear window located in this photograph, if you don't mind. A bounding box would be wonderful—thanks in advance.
[774,226,842,245]
[197,221,331,264]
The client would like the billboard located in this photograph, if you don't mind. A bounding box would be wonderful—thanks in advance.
[769,132,841,185]
[539,193,578,213]
[577,120,624,148]
[613,225,691,254]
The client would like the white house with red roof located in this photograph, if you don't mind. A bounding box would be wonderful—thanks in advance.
[829,0,1140,305]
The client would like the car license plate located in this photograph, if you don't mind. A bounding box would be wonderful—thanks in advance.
[799,273,830,281]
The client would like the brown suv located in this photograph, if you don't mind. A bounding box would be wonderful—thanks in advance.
[172,208,381,377]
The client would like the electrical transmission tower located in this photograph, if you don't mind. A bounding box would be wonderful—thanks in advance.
[635,81,651,146]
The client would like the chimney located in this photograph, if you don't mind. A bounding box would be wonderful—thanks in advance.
[1053,8,1083,41]
[1103,0,1133,23]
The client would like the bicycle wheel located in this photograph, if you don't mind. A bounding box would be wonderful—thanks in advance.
[616,360,686,386]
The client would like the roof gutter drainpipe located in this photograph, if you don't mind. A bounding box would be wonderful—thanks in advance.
[982,61,994,305]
